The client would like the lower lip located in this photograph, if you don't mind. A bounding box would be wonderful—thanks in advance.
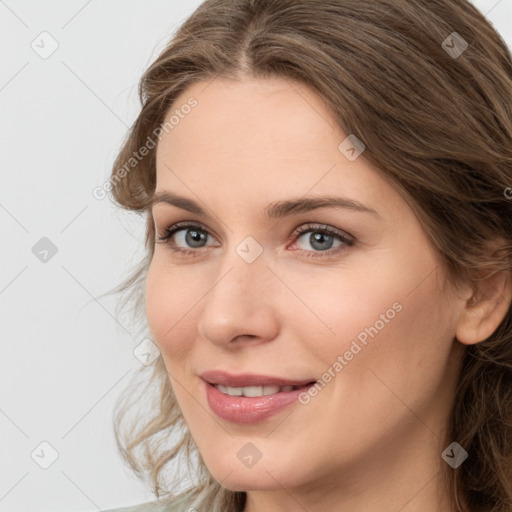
[203,380,315,424]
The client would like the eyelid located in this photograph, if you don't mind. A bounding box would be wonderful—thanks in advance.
[291,223,354,242]
[156,219,212,237]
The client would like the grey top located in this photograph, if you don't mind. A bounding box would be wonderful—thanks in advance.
[102,492,195,512]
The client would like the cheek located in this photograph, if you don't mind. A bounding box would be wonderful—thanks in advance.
[279,265,402,361]
[331,268,456,419]
[293,253,454,392]
[145,259,197,361]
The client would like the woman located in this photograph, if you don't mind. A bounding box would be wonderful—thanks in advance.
[104,0,512,511]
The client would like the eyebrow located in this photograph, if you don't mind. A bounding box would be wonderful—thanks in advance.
[150,191,379,219]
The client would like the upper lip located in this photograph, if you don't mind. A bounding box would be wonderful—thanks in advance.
[200,370,316,388]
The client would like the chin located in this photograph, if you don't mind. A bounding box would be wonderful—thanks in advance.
[214,474,281,493]
[206,459,301,492]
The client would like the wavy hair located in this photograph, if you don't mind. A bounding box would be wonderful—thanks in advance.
[108,1,512,510]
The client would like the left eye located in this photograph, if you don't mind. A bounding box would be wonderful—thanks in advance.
[292,225,354,254]
[156,222,355,258]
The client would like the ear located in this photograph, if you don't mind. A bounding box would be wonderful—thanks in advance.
[456,269,512,345]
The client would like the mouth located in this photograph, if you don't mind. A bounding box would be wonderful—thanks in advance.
[212,382,313,397]
[200,370,318,424]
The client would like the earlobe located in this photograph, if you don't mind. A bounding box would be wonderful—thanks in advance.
[455,270,512,346]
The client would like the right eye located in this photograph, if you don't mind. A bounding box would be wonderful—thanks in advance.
[157,222,219,256]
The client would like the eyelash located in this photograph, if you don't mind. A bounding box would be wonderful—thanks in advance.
[156,221,355,259]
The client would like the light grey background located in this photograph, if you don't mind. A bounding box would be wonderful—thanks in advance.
[1,1,511,511]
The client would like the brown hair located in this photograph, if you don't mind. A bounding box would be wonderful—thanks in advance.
[108,1,512,510]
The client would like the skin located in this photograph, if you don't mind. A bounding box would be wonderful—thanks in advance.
[145,76,511,512]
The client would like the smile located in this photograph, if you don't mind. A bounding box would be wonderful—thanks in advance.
[214,384,302,397]
[202,380,314,425]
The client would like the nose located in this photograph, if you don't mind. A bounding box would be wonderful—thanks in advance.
[196,246,280,348]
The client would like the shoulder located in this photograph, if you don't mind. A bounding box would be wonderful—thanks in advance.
[102,492,195,512]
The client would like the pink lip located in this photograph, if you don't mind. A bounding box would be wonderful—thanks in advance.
[200,370,315,388]
[200,371,316,425]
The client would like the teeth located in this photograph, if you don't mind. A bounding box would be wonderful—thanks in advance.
[216,384,298,397]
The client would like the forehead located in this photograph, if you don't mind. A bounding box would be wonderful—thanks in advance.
[157,77,341,168]
[153,77,397,220]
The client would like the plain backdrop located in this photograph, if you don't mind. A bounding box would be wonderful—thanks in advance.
[1,1,511,511]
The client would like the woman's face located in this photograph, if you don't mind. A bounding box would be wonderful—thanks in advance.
[146,76,467,497]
